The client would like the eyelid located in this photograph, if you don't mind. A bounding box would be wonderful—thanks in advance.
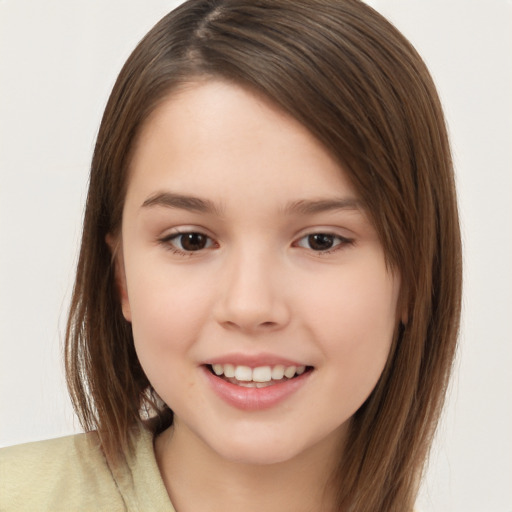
[158,224,216,241]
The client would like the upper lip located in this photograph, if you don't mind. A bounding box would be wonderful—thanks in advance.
[202,353,309,368]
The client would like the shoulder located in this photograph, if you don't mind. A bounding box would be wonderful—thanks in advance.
[0,432,125,511]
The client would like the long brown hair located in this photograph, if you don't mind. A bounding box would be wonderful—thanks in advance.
[65,1,462,510]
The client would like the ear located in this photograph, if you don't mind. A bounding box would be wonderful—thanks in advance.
[106,234,132,322]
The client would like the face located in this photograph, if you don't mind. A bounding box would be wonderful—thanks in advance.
[116,80,400,466]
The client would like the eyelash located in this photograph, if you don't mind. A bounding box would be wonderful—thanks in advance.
[158,230,354,256]
[158,230,217,256]
[293,233,354,254]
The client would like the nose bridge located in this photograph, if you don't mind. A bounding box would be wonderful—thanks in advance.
[216,241,289,331]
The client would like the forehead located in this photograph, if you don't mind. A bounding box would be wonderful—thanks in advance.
[126,80,359,209]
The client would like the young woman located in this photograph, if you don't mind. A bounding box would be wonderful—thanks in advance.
[0,1,462,511]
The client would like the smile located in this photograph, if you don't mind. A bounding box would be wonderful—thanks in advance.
[203,363,313,410]
[209,363,307,387]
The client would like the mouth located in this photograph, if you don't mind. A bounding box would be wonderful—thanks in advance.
[206,363,314,388]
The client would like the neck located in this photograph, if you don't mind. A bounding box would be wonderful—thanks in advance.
[154,419,346,512]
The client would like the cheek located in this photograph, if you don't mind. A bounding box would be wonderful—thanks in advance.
[127,277,214,410]
[309,261,397,331]
[306,263,399,390]
[126,271,213,375]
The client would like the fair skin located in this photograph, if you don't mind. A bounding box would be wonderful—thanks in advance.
[113,80,400,512]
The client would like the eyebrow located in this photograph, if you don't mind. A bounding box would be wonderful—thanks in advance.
[141,191,363,216]
[142,192,223,215]
[284,197,364,215]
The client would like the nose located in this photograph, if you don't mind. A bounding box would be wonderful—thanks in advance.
[214,246,290,333]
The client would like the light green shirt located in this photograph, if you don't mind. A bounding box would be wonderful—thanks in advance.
[0,426,175,511]
[1,428,423,511]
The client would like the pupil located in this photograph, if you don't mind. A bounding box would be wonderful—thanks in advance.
[308,234,334,251]
[181,233,207,251]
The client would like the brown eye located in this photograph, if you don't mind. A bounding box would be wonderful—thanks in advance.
[169,232,214,252]
[295,233,352,253]
[307,234,335,251]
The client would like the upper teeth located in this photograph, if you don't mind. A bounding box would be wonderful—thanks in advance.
[211,364,306,382]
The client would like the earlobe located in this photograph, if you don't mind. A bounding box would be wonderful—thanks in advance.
[105,234,132,322]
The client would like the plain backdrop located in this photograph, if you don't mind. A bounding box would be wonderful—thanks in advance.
[1,1,511,511]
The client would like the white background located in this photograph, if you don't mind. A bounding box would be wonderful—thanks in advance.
[0,1,511,511]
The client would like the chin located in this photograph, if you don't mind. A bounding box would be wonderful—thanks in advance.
[203,426,323,467]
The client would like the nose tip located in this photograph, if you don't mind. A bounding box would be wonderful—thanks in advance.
[217,291,290,333]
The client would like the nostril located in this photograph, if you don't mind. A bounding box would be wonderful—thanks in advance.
[220,320,279,331]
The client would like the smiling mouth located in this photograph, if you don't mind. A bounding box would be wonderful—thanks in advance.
[206,363,313,388]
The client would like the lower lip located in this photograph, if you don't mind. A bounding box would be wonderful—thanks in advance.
[202,366,311,411]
